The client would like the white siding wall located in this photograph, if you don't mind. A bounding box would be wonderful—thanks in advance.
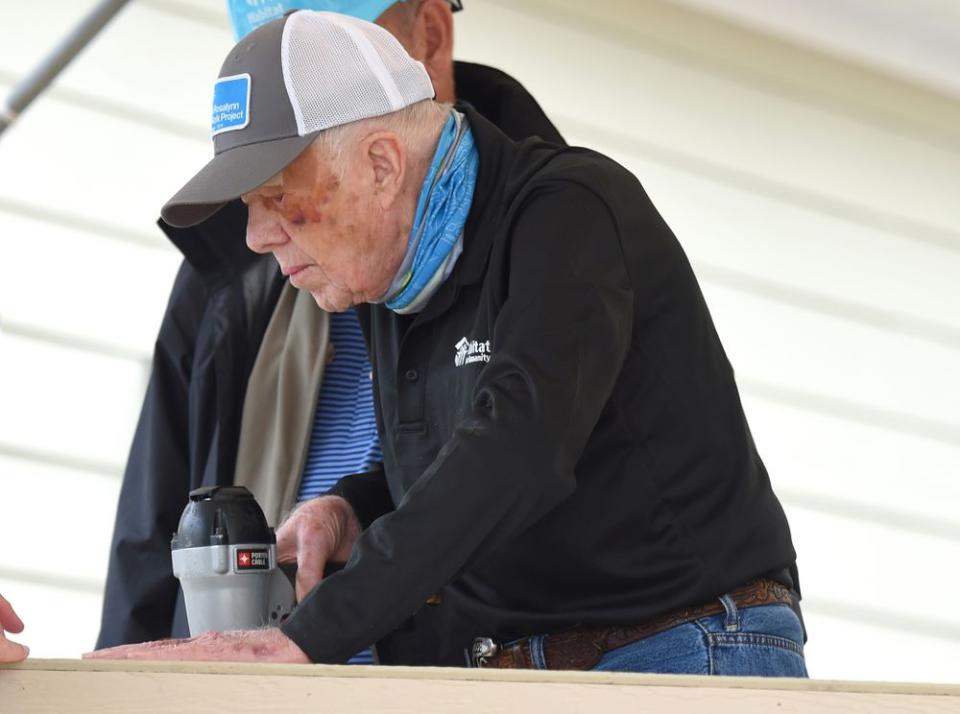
[0,0,957,683]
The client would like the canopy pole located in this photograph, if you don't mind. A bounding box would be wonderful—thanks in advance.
[0,0,132,139]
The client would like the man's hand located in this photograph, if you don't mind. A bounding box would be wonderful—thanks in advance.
[277,495,361,601]
[0,594,28,663]
[83,628,310,664]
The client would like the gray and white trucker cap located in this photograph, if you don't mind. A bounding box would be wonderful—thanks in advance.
[161,10,435,228]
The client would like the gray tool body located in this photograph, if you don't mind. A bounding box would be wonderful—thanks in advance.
[171,486,295,635]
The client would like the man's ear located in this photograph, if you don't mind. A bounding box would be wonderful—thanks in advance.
[412,0,455,102]
[365,131,406,209]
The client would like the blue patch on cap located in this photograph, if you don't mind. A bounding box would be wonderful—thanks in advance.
[227,1,399,40]
[211,74,251,137]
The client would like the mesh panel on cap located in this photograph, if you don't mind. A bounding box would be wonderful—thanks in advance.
[369,21,438,109]
[281,11,435,136]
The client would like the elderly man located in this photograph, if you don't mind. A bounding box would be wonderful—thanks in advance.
[97,0,563,666]
[91,11,806,675]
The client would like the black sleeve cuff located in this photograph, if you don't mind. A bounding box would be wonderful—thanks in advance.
[325,463,395,529]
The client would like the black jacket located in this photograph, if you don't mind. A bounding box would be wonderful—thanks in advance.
[96,63,565,650]
[280,105,799,664]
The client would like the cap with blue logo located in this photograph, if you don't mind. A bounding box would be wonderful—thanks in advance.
[227,1,464,40]
[161,10,435,228]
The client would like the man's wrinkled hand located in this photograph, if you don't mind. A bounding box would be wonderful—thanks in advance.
[0,594,28,663]
[277,495,361,601]
[83,628,310,664]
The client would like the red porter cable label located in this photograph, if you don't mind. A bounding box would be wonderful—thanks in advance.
[236,549,269,571]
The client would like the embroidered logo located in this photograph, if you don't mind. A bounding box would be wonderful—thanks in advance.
[454,337,491,367]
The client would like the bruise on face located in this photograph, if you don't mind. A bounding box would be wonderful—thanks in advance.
[283,198,321,227]
[276,151,342,227]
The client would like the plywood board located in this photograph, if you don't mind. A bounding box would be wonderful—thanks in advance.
[2,660,959,713]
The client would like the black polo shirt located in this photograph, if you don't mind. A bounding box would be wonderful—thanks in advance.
[282,105,799,664]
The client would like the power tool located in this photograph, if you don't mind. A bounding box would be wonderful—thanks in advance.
[171,485,296,635]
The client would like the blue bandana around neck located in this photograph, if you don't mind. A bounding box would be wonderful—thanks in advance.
[382,109,479,314]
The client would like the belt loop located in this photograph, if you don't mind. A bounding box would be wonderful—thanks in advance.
[719,593,741,631]
[529,635,548,669]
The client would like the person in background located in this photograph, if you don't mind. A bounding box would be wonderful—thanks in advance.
[96,0,563,667]
[0,594,28,663]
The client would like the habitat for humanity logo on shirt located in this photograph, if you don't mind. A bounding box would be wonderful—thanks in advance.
[455,337,491,367]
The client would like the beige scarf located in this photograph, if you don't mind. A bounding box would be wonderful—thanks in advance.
[234,283,331,527]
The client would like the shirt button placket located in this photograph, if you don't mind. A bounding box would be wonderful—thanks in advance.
[396,352,425,430]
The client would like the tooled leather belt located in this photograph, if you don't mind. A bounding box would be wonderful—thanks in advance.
[471,578,795,670]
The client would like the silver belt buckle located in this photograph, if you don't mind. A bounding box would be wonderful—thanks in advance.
[471,637,499,667]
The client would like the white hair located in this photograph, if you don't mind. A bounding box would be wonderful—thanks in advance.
[311,100,452,179]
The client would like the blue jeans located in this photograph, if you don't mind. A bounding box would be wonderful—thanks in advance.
[590,597,808,676]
